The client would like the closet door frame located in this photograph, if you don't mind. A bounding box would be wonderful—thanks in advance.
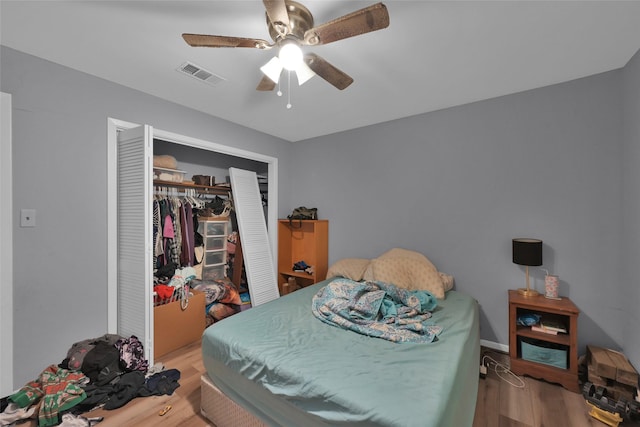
[1,92,14,395]
[106,118,279,336]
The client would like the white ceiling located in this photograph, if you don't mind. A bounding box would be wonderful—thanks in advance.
[2,1,640,142]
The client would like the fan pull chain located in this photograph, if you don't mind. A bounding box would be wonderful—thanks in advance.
[274,71,292,109]
[286,70,292,109]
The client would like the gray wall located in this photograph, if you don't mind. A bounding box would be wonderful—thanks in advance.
[622,49,640,370]
[290,68,627,356]
[1,46,292,387]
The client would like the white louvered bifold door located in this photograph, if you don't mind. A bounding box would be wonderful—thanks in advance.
[117,125,154,364]
[229,168,279,306]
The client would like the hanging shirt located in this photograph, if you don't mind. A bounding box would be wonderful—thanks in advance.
[180,202,195,266]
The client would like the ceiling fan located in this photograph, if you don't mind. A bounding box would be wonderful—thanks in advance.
[182,0,390,91]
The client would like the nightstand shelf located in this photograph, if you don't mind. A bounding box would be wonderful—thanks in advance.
[509,290,580,393]
[277,219,328,294]
[515,325,572,346]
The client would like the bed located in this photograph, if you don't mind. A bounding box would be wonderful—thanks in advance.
[200,258,480,427]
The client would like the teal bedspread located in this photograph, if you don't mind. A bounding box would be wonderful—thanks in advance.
[311,279,442,343]
[201,280,480,427]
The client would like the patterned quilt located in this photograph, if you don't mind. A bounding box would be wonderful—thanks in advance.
[311,278,443,343]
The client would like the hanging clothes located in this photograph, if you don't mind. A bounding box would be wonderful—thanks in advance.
[180,202,195,267]
[153,200,163,264]
[171,198,183,262]
[153,186,226,274]
[159,199,180,266]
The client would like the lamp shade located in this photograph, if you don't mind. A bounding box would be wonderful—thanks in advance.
[512,238,542,266]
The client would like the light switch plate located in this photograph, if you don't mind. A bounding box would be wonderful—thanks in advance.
[20,209,36,227]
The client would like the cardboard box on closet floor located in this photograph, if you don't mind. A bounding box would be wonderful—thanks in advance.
[154,290,206,358]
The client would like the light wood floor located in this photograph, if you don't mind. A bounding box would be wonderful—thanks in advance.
[83,343,637,427]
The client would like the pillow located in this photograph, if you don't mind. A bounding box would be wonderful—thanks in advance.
[362,262,375,282]
[439,272,454,292]
[370,248,445,299]
[326,258,371,281]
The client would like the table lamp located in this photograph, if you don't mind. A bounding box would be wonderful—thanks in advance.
[512,238,542,297]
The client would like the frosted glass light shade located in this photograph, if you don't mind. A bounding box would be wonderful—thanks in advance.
[279,43,303,71]
[295,61,315,85]
[260,57,283,83]
[261,56,315,86]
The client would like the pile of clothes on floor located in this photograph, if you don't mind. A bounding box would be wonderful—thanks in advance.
[0,334,180,427]
[191,278,249,325]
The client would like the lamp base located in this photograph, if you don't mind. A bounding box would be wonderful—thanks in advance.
[517,288,540,297]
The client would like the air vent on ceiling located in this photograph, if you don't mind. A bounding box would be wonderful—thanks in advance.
[177,61,225,86]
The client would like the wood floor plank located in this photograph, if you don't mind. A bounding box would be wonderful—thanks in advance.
[498,414,531,427]
[498,373,534,426]
[474,376,501,427]
[528,377,573,427]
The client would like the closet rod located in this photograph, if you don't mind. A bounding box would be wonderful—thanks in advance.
[153,187,229,198]
[152,180,231,196]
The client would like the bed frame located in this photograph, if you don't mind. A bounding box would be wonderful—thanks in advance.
[200,374,267,427]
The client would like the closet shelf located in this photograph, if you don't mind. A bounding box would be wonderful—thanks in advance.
[153,180,231,195]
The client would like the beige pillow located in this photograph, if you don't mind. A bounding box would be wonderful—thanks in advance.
[439,272,454,292]
[326,258,371,281]
[370,248,445,299]
[362,262,375,282]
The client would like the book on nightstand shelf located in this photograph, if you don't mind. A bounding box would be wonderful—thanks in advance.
[530,319,567,335]
[540,319,567,333]
[531,325,558,335]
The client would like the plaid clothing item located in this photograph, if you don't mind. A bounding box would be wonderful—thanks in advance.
[10,365,88,427]
[8,381,43,408]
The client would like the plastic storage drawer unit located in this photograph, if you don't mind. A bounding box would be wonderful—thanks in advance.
[204,250,226,266]
[203,264,226,281]
[521,339,567,369]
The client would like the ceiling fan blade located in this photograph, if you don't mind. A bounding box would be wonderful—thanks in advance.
[256,75,277,91]
[263,0,290,36]
[182,34,272,49]
[304,53,353,90]
[304,2,389,46]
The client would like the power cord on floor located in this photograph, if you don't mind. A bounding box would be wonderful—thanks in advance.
[481,353,525,388]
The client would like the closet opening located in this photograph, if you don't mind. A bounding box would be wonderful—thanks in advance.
[106,118,278,363]
[152,139,269,294]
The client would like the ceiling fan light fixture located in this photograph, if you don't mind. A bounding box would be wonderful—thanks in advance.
[279,42,303,71]
[295,61,315,85]
[260,56,283,83]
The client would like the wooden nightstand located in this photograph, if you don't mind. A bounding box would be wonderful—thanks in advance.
[508,290,580,392]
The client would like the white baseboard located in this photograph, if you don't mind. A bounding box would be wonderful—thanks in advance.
[480,339,509,353]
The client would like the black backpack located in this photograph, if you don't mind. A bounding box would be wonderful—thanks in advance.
[81,342,124,386]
